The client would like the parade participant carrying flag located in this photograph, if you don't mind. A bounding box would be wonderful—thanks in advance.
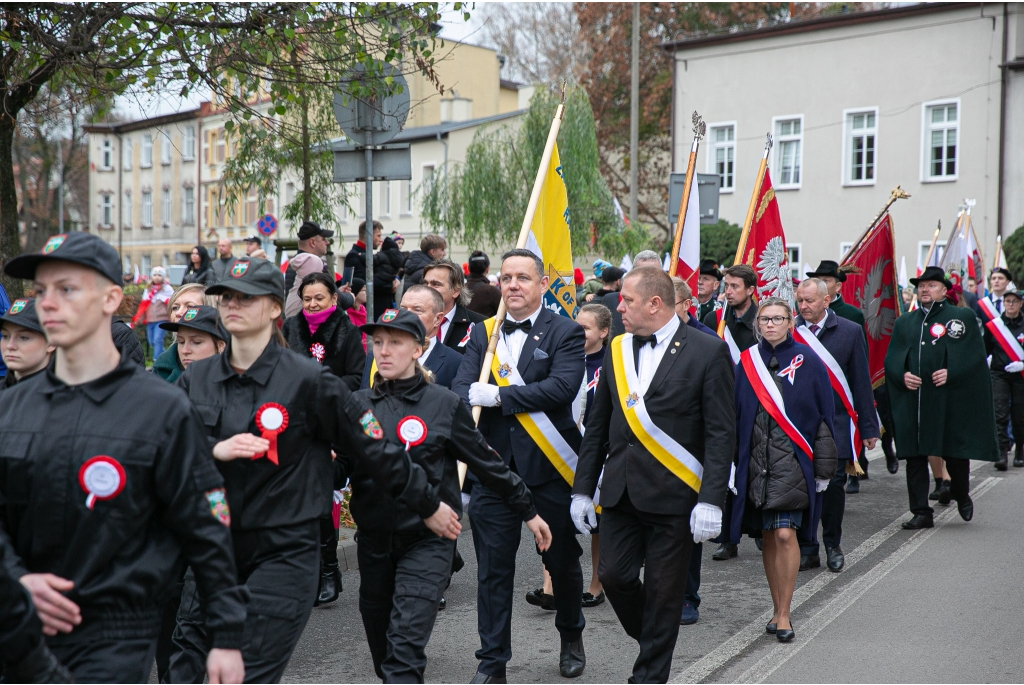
[668,112,704,302]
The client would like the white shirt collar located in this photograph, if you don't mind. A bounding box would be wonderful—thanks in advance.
[651,314,680,345]
[443,304,457,323]
[424,335,437,358]
[506,304,543,325]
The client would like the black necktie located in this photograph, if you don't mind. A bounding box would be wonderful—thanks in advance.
[503,319,532,335]
[632,334,657,369]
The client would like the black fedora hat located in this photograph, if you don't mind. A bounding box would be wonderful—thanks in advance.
[910,265,952,289]
[699,259,722,280]
[805,260,845,283]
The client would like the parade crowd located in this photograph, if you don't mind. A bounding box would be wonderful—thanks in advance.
[0,219,1006,684]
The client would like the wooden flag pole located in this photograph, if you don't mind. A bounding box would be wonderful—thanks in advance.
[459,94,566,486]
[733,134,773,269]
[840,185,911,264]
[668,112,705,277]
[910,223,943,311]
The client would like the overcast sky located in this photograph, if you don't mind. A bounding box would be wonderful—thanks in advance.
[115,6,489,121]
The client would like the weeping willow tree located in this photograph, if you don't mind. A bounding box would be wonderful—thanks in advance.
[420,86,652,260]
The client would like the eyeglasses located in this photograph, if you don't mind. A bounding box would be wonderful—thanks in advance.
[218,292,259,307]
[757,315,790,326]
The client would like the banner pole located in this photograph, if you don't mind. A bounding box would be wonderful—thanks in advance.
[668,112,705,277]
[733,134,773,269]
[840,185,910,265]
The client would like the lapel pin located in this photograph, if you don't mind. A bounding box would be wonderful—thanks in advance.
[670,348,677,354]
[533,335,540,340]
[674,341,680,346]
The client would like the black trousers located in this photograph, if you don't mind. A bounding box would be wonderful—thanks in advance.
[155,572,186,682]
[599,489,694,684]
[167,520,320,684]
[468,478,584,678]
[991,370,1024,455]
[906,456,970,516]
[801,458,847,556]
[50,635,157,684]
[683,543,701,606]
[320,514,339,566]
[357,529,455,683]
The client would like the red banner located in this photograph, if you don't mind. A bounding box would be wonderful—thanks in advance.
[739,169,792,302]
[840,213,899,386]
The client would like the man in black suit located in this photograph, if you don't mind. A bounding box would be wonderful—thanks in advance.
[423,259,484,355]
[453,248,586,683]
[360,285,462,390]
[794,279,880,572]
[606,250,662,338]
[573,266,734,683]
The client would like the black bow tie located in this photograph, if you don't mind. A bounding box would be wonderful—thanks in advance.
[503,319,533,335]
[633,334,657,349]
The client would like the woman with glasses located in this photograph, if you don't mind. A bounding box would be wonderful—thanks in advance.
[732,297,837,643]
[167,258,460,683]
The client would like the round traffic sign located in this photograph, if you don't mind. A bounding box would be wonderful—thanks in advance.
[333,61,410,147]
[257,214,277,236]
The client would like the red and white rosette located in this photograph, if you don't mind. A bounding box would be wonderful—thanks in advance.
[396,416,427,451]
[929,322,946,345]
[255,403,289,465]
[78,456,126,509]
[310,342,326,363]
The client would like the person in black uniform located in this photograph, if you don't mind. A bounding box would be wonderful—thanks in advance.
[0,231,247,684]
[352,308,552,683]
[453,248,587,683]
[0,298,54,389]
[169,257,460,684]
[983,286,1024,470]
[573,267,735,683]
[422,258,484,355]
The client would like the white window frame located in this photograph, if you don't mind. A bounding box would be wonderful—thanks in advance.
[182,187,195,225]
[920,98,960,183]
[141,254,151,276]
[123,192,132,227]
[161,188,172,225]
[842,107,878,187]
[772,114,804,190]
[141,191,153,227]
[100,194,113,226]
[917,239,947,269]
[122,138,132,170]
[100,139,113,170]
[160,130,172,165]
[400,179,413,216]
[706,121,737,193]
[141,134,153,168]
[839,241,854,260]
[380,181,392,219]
[182,126,195,160]
[419,163,436,209]
[786,243,801,281]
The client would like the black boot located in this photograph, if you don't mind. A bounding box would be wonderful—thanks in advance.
[996,452,1009,471]
[928,477,944,501]
[316,561,342,606]
[883,434,898,474]
[1015,444,1024,468]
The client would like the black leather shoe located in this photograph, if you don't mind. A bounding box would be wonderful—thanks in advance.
[825,546,845,572]
[525,588,555,610]
[1015,456,1024,468]
[469,673,507,684]
[776,625,795,643]
[886,453,899,474]
[958,496,974,521]
[314,564,342,606]
[559,638,586,678]
[582,590,605,608]
[996,453,1009,471]
[845,475,860,494]
[438,596,447,610]
[712,542,738,560]
[929,480,943,500]
[937,481,953,505]
[766,622,777,634]
[799,554,820,572]
[902,514,934,529]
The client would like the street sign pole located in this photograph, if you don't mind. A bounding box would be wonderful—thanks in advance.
[364,147,374,319]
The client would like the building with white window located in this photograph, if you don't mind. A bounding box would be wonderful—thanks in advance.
[666,2,1024,274]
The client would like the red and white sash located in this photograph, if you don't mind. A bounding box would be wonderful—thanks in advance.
[985,317,1024,379]
[793,325,861,459]
[716,308,741,364]
[977,297,999,322]
[739,348,814,459]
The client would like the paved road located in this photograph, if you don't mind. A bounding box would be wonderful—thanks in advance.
[283,451,1024,683]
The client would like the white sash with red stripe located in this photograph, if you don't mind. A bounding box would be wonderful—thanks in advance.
[739,348,814,459]
[793,326,861,459]
[985,317,1024,379]
[716,308,741,364]
[978,297,999,322]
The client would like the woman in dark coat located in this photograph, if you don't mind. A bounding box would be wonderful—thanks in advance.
[182,245,217,286]
[733,297,838,643]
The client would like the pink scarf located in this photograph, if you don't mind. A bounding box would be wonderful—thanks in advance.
[347,305,367,350]
[305,306,336,336]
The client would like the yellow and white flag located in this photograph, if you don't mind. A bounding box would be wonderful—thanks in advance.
[524,143,577,319]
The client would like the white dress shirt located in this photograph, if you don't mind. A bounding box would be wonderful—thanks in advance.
[804,311,827,337]
[503,305,543,365]
[637,315,680,396]
[439,304,457,343]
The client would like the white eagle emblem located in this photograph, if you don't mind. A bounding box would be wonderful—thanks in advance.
[756,236,793,302]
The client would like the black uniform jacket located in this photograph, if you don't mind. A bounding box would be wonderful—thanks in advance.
[442,303,485,355]
[452,307,585,487]
[574,317,736,514]
[177,341,441,531]
[349,375,536,531]
[0,351,247,648]
[361,339,463,390]
[702,298,758,351]
[282,307,366,391]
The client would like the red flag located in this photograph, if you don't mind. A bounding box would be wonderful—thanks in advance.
[738,169,793,302]
[840,213,899,386]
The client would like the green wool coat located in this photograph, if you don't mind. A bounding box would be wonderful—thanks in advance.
[830,293,866,328]
[884,301,998,462]
[152,343,183,383]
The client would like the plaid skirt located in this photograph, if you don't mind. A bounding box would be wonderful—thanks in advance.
[742,505,804,538]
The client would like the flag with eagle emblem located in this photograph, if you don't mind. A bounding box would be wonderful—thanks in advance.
[739,169,793,304]
[841,213,899,386]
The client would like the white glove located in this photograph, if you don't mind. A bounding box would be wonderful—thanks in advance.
[815,478,830,493]
[728,463,737,496]
[461,492,471,511]
[570,494,598,535]
[689,502,722,544]
[469,382,501,407]
[1005,361,1024,373]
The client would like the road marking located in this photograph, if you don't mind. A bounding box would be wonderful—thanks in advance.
[673,464,993,684]
[735,476,999,684]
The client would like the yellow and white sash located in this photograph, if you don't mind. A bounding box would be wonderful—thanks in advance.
[609,333,703,493]
[483,318,578,486]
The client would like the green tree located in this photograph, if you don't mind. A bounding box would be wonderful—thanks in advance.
[1001,223,1024,285]
[699,219,742,267]
[420,85,652,261]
